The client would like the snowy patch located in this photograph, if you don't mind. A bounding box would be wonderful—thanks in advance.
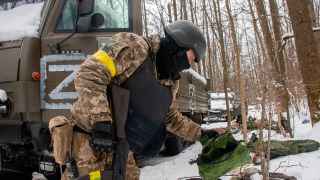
[232,129,291,142]
[247,105,261,119]
[209,92,234,99]
[208,92,235,111]
[210,99,233,110]
[288,98,312,138]
[254,123,320,180]
[267,151,320,180]
[0,3,43,42]
[183,68,207,85]
[201,122,228,129]
[298,122,320,142]
[140,142,202,180]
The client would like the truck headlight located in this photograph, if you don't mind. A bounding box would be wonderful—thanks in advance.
[0,89,7,102]
[0,105,7,114]
[0,89,11,117]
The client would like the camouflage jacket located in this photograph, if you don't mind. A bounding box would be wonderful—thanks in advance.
[70,32,201,142]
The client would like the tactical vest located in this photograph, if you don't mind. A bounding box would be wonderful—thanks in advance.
[122,58,172,157]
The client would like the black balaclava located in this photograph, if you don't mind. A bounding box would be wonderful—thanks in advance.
[156,35,191,80]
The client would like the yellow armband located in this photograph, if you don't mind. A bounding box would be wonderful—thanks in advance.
[93,50,117,77]
[89,170,101,180]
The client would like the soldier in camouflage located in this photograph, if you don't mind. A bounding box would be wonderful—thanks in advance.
[50,20,221,180]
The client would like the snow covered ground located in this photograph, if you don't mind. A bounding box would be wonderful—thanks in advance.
[263,123,320,180]
[140,142,203,180]
[140,99,319,180]
[221,99,320,180]
[201,121,228,130]
[220,122,320,180]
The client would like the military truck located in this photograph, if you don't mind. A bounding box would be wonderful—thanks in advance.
[0,0,208,178]
[206,92,236,122]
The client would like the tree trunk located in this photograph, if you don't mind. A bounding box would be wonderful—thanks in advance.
[254,0,292,136]
[188,0,198,72]
[253,0,276,82]
[205,12,213,85]
[181,0,188,20]
[179,0,183,20]
[268,0,292,137]
[172,0,178,21]
[201,0,207,78]
[248,0,266,90]
[188,0,195,23]
[260,86,269,180]
[248,1,269,178]
[286,0,320,125]
[191,1,202,74]
[206,1,219,90]
[167,2,173,23]
[143,0,148,37]
[213,0,232,129]
[225,0,248,142]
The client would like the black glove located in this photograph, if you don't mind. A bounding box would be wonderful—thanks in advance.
[201,129,219,139]
[90,122,113,153]
[38,127,52,150]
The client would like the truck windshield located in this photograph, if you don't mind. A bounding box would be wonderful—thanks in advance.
[56,0,130,32]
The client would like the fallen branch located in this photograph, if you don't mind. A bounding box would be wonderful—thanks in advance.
[269,172,297,180]
[273,160,305,172]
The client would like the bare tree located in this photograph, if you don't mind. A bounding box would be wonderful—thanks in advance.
[205,10,213,84]
[286,0,320,125]
[188,0,195,23]
[268,0,292,137]
[181,0,188,20]
[172,0,178,21]
[225,0,248,142]
[212,0,232,129]
[143,0,148,37]
[167,2,172,23]
[201,0,208,79]
[254,0,293,138]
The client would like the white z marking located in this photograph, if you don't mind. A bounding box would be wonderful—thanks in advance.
[48,64,80,100]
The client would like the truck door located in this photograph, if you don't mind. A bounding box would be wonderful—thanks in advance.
[40,0,142,121]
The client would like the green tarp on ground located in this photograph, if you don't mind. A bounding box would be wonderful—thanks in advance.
[198,132,320,180]
[199,133,251,180]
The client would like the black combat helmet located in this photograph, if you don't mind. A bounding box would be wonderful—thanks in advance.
[164,20,206,62]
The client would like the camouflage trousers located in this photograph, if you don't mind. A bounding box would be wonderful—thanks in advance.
[61,132,140,180]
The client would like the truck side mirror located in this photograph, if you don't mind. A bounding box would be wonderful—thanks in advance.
[77,16,91,32]
[76,1,105,33]
[78,0,94,16]
[77,13,105,33]
[76,0,94,32]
